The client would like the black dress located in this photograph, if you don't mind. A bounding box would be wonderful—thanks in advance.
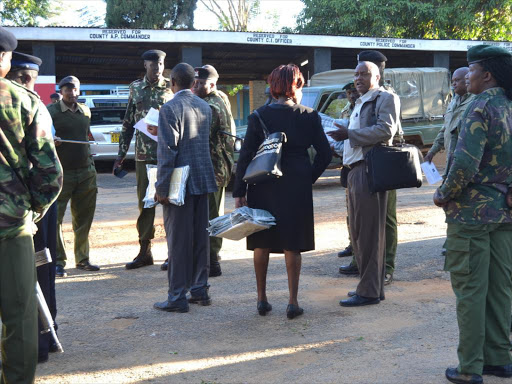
[233,103,332,253]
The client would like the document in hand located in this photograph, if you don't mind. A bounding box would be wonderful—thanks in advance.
[319,112,345,156]
[421,161,443,185]
[143,164,190,208]
[207,207,276,241]
[134,107,160,142]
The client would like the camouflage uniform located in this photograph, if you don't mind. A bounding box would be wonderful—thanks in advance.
[204,90,235,262]
[339,102,354,120]
[427,93,476,176]
[119,76,173,241]
[0,78,62,383]
[437,87,512,375]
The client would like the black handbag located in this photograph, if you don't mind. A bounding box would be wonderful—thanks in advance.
[365,142,423,193]
[243,110,287,185]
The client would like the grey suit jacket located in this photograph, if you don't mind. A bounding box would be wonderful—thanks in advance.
[156,89,217,196]
[348,88,400,155]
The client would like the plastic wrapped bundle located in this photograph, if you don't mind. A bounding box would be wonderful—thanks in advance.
[319,112,345,157]
[208,207,276,241]
[143,164,190,208]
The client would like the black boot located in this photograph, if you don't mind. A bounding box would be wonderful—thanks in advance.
[125,240,154,270]
[209,254,222,277]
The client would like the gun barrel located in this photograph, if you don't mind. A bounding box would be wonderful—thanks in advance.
[36,282,64,353]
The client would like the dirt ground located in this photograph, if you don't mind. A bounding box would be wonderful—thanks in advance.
[34,157,510,384]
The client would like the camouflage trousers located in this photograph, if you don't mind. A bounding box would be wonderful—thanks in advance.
[0,233,38,383]
[136,160,157,241]
[208,187,225,264]
[56,164,97,267]
[444,222,512,375]
[347,189,398,274]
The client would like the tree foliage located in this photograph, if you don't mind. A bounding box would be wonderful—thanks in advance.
[105,0,197,29]
[0,0,54,26]
[200,0,260,31]
[296,0,512,41]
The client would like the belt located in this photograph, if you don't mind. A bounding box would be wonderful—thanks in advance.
[344,160,364,171]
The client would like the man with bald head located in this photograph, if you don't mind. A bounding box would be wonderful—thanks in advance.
[425,67,475,173]
[328,61,400,307]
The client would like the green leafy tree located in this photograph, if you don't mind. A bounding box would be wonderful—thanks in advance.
[105,0,197,29]
[200,0,260,31]
[296,0,512,41]
[0,0,54,26]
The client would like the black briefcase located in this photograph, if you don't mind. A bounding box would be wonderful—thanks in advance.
[243,110,287,185]
[365,143,423,193]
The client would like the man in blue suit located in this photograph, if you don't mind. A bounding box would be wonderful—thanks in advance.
[153,63,218,313]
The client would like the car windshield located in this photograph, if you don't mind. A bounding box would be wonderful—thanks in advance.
[91,109,125,125]
[300,90,318,108]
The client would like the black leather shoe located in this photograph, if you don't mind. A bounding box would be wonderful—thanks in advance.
[38,354,49,364]
[338,244,353,257]
[76,260,100,271]
[347,291,385,301]
[55,265,67,278]
[153,300,189,313]
[209,263,222,277]
[286,304,304,319]
[445,367,483,384]
[160,259,168,271]
[49,342,59,353]
[483,364,512,377]
[339,264,359,275]
[340,294,380,307]
[188,290,212,306]
[126,240,154,270]
[257,301,272,316]
[384,273,393,285]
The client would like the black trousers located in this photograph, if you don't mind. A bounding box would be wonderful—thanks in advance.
[34,203,58,358]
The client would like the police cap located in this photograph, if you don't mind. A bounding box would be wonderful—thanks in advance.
[58,75,80,89]
[11,51,42,72]
[0,26,17,52]
[467,44,512,65]
[141,50,166,61]
[357,50,388,64]
[194,65,219,80]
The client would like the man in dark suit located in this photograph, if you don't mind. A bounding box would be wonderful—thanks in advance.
[153,63,218,313]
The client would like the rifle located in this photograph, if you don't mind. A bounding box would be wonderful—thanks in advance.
[35,248,64,353]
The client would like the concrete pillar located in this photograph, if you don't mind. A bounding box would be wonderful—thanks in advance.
[249,80,267,111]
[433,52,449,69]
[313,47,331,75]
[179,46,202,68]
[32,42,55,76]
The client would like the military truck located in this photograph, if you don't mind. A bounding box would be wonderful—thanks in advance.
[302,67,451,152]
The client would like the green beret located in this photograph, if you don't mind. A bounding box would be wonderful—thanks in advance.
[342,82,355,91]
[194,65,219,80]
[142,50,166,61]
[0,26,17,52]
[467,44,512,65]
[58,75,80,89]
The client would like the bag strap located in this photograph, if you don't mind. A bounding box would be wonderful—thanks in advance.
[253,110,269,138]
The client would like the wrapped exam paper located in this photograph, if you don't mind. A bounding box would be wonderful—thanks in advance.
[319,112,345,157]
[207,207,276,241]
[143,164,190,208]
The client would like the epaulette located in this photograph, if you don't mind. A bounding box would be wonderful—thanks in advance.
[129,78,144,88]
[8,78,40,100]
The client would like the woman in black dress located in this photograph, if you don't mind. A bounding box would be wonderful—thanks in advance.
[233,64,331,319]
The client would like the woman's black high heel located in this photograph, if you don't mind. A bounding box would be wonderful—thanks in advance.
[257,301,272,316]
[286,304,304,319]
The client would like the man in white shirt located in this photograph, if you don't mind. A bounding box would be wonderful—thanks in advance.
[329,61,400,306]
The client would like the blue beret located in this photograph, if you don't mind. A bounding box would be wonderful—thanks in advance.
[11,51,42,72]
[141,50,166,61]
[467,44,512,65]
[0,27,17,52]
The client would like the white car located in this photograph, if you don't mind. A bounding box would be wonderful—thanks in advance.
[89,107,135,161]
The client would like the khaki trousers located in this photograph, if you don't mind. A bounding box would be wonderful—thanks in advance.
[347,163,387,299]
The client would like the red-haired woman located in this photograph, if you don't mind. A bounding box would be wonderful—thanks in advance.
[233,64,332,319]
